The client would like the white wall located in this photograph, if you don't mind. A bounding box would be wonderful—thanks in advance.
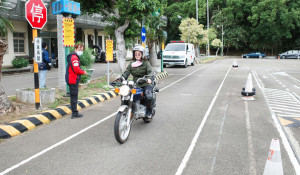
[97,31,105,51]
[83,29,94,49]
[3,21,29,67]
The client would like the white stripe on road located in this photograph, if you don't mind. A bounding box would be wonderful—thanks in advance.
[0,112,117,175]
[252,70,300,174]
[210,104,229,174]
[0,63,216,175]
[245,101,256,175]
[175,66,231,175]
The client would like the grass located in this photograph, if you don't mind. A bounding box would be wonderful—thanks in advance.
[9,96,16,101]
[0,75,112,125]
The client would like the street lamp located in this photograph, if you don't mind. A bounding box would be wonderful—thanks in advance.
[196,0,198,22]
[207,0,210,56]
[177,15,190,43]
[217,24,224,57]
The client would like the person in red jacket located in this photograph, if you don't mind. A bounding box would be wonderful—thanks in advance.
[65,44,88,119]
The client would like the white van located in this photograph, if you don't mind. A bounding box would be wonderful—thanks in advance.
[163,41,196,68]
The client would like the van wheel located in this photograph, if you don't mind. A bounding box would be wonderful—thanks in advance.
[183,60,187,68]
[191,58,195,66]
[163,65,166,68]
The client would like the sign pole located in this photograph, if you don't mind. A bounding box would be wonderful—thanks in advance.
[32,29,40,109]
[107,61,110,86]
[65,47,70,95]
[161,42,164,72]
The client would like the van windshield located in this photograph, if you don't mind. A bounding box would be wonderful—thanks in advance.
[165,44,185,51]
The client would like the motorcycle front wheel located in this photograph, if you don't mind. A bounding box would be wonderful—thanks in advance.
[114,111,131,144]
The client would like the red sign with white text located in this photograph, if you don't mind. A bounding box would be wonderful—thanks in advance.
[25,0,47,29]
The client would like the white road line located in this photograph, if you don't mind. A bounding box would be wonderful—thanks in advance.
[0,112,118,175]
[160,64,212,91]
[271,107,300,113]
[270,104,300,111]
[175,66,231,175]
[245,101,256,175]
[0,62,217,175]
[266,94,291,98]
[268,99,300,104]
[210,104,228,174]
[267,96,294,101]
[272,110,300,116]
[277,114,300,118]
[269,101,300,107]
[252,70,300,174]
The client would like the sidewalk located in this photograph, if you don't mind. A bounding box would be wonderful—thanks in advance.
[0,71,169,139]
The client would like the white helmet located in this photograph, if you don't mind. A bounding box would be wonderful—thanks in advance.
[132,45,145,58]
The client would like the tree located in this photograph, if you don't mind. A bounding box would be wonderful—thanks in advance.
[211,38,222,56]
[145,14,167,68]
[0,12,14,115]
[75,0,164,72]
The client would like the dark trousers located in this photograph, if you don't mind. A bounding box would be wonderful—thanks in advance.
[69,84,79,115]
[143,85,153,110]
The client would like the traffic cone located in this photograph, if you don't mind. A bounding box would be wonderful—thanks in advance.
[241,73,256,100]
[263,138,283,175]
[241,73,256,96]
[232,59,238,69]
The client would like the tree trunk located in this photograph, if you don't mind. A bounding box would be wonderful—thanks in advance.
[195,44,200,59]
[0,39,13,115]
[148,41,158,67]
[216,47,219,57]
[115,19,130,73]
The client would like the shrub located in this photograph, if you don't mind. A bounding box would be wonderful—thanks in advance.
[11,57,29,68]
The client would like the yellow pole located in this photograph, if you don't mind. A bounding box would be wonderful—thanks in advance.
[33,29,40,109]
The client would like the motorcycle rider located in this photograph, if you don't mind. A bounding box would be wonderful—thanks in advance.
[121,45,154,118]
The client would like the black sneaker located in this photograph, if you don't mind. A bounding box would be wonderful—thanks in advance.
[71,113,83,119]
[146,110,152,119]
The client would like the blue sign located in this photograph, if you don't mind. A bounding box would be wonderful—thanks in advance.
[52,0,81,15]
[141,27,146,42]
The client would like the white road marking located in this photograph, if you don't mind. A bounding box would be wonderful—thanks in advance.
[252,70,300,174]
[0,112,118,175]
[210,104,229,174]
[245,101,256,175]
[269,101,300,107]
[175,66,231,175]
[0,62,218,175]
[270,104,300,110]
[180,94,192,96]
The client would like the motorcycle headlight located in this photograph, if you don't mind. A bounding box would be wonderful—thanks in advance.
[119,85,130,96]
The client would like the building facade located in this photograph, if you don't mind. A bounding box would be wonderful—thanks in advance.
[0,0,110,67]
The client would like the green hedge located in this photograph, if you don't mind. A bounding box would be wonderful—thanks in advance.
[11,58,29,68]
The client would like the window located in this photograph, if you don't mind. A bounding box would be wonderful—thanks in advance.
[164,44,185,51]
[13,33,25,53]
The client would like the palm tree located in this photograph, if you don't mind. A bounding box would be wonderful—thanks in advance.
[0,14,14,115]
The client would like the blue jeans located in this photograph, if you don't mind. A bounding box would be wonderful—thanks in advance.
[39,70,47,88]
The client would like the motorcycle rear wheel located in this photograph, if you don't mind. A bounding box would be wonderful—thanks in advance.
[114,111,131,144]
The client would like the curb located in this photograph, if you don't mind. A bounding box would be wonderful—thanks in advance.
[2,66,33,74]
[195,57,223,64]
[0,72,169,139]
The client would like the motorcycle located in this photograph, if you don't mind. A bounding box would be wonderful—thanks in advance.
[113,75,159,144]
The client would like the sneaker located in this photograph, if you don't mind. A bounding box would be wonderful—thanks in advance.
[71,113,83,119]
[146,110,152,119]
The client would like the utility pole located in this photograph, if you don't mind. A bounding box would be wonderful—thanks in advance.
[196,0,198,22]
[207,0,210,56]
[188,22,190,43]
[221,24,224,57]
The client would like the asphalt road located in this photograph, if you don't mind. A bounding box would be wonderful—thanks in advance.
[1,58,300,174]
[2,63,122,96]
